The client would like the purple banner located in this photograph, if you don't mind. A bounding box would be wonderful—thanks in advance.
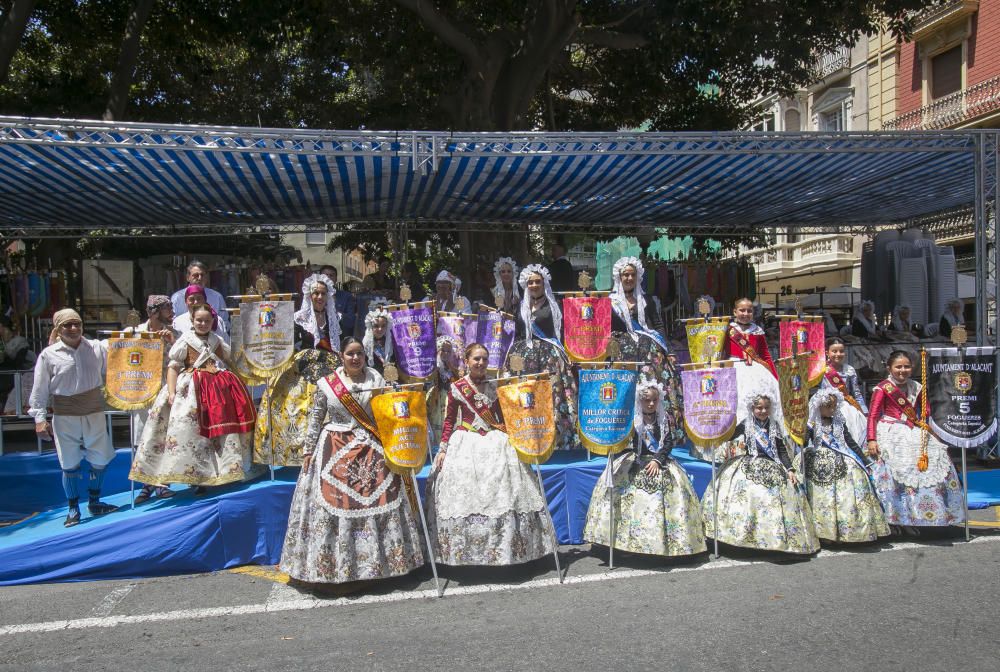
[388,301,437,380]
[463,313,479,349]
[477,308,516,370]
[437,312,467,345]
[681,366,738,447]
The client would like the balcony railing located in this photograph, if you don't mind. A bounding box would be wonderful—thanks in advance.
[815,46,851,80]
[749,234,857,279]
[884,75,1000,130]
[910,1,979,40]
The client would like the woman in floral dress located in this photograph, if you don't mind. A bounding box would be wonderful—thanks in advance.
[427,343,556,566]
[504,264,578,451]
[702,392,819,554]
[584,378,705,557]
[280,337,424,584]
[802,389,889,543]
[132,304,260,489]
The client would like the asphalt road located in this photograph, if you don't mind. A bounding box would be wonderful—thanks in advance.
[1,525,998,672]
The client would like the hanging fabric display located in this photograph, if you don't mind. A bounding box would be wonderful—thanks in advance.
[777,354,810,446]
[387,301,437,381]
[372,389,431,474]
[779,318,825,387]
[497,375,557,464]
[476,307,516,371]
[562,293,612,362]
[927,346,998,448]
[576,365,638,455]
[685,318,729,365]
[680,365,738,448]
[104,335,165,410]
[238,299,296,378]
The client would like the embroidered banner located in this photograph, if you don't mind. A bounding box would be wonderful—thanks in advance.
[437,312,467,344]
[238,300,295,378]
[562,294,612,362]
[497,376,557,464]
[104,336,164,410]
[927,347,998,448]
[779,319,825,387]
[387,301,437,380]
[577,367,638,455]
[463,313,479,348]
[371,389,430,473]
[477,307,516,370]
[684,319,729,365]
[681,366,738,447]
[777,354,810,445]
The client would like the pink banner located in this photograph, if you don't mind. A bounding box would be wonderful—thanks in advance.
[562,295,612,362]
[779,320,825,387]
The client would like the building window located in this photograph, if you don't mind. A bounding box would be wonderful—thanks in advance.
[819,106,844,131]
[784,109,801,132]
[750,114,776,132]
[930,45,962,100]
[305,231,326,246]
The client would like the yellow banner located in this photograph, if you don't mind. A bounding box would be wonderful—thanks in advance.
[104,337,164,410]
[497,376,557,464]
[777,354,810,446]
[372,390,430,474]
[685,318,729,365]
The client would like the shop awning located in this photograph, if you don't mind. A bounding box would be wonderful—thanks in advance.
[0,117,991,237]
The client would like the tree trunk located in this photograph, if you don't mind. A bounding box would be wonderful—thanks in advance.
[102,0,156,121]
[0,0,36,85]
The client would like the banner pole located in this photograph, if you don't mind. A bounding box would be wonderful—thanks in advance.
[710,441,719,560]
[533,459,563,583]
[410,470,443,597]
[268,390,276,482]
[129,412,137,509]
[959,347,970,542]
[606,451,615,570]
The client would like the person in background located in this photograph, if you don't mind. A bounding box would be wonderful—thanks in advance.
[547,243,575,294]
[400,261,429,304]
[0,314,36,415]
[851,300,881,339]
[174,285,229,342]
[365,256,395,298]
[319,265,356,338]
[939,299,965,339]
[170,261,231,333]
[29,309,119,527]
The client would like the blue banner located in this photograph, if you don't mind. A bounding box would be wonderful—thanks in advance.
[577,367,638,455]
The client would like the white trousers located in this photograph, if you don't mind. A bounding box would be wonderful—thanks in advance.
[52,412,116,470]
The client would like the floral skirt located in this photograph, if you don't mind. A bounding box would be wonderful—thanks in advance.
[584,453,706,557]
[254,349,340,467]
[279,428,424,584]
[505,339,578,451]
[800,448,890,543]
[131,370,261,486]
[611,332,684,446]
[427,428,555,566]
[870,421,965,526]
[702,455,819,554]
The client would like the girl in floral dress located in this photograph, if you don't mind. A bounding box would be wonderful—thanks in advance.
[702,392,819,554]
[132,304,259,489]
[584,378,705,557]
[866,350,965,531]
[802,389,889,543]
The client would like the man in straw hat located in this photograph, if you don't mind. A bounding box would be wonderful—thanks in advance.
[29,309,119,527]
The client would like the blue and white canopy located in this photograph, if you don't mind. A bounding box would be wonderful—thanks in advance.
[0,117,990,237]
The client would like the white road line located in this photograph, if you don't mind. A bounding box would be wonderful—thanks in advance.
[90,583,136,618]
[2,535,996,637]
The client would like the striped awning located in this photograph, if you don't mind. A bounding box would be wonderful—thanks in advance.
[0,117,989,237]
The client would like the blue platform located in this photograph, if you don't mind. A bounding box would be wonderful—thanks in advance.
[1,446,997,587]
[0,449,711,586]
